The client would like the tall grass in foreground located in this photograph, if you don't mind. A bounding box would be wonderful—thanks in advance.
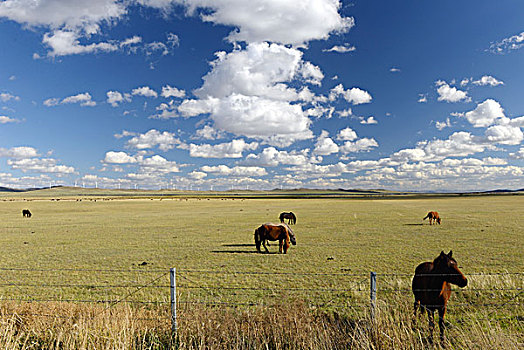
[0,297,521,349]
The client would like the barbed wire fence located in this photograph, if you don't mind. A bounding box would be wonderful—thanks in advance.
[0,267,522,336]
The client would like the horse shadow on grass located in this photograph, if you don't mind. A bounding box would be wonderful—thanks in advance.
[403,223,424,226]
[212,243,277,254]
[211,250,276,254]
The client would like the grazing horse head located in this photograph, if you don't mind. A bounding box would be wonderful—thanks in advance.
[283,223,296,245]
[412,250,467,343]
[254,223,296,254]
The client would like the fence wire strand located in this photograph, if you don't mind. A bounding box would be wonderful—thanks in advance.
[0,268,521,321]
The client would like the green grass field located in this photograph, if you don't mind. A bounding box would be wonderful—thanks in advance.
[0,189,522,348]
[2,191,522,271]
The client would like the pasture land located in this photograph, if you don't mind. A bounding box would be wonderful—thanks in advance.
[0,190,522,348]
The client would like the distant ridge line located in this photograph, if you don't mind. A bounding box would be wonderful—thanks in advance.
[0,185,522,195]
[0,185,64,193]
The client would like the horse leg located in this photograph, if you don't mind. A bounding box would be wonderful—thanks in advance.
[279,239,284,253]
[283,237,290,254]
[262,240,269,253]
[413,300,420,319]
[412,300,422,331]
[438,307,447,343]
[427,309,435,344]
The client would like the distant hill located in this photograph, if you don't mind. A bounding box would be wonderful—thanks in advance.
[0,185,522,197]
[0,185,64,193]
[476,188,524,194]
[0,186,25,192]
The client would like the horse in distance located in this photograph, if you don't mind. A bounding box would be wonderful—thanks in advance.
[254,223,296,254]
[22,209,32,218]
[423,211,441,225]
[279,212,297,225]
[412,250,467,343]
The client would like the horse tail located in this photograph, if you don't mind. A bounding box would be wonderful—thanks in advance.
[291,212,296,224]
[254,227,262,252]
[279,212,284,223]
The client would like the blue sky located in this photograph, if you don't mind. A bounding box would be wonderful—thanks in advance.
[0,0,523,191]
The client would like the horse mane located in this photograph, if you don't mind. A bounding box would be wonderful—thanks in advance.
[279,222,295,237]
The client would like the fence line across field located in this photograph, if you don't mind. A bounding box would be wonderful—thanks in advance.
[0,266,521,337]
[0,266,521,276]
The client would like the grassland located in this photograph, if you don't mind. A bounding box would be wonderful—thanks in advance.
[0,188,522,348]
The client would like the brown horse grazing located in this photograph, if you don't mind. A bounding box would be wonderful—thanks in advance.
[22,209,32,218]
[412,251,467,343]
[254,223,296,254]
[279,212,297,225]
[423,211,441,225]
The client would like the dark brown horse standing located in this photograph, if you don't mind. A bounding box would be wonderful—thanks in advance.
[423,211,441,225]
[254,223,296,254]
[22,209,32,218]
[412,251,467,343]
[279,212,297,225]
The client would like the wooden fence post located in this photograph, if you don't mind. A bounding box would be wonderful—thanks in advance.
[170,268,177,337]
[370,271,377,321]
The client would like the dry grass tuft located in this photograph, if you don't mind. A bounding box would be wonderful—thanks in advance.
[1,299,522,349]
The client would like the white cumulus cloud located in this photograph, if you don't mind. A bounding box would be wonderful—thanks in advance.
[436,81,470,103]
[196,42,322,101]
[360,116,378,125]
[464,99,505,128]
[435,118,452,131]
[472,75,504,86]
[125,129,181,151]
[322,44,356,53]
[340,138,378,153]
[0,92,20,102]
[132,86,158,98]
[201,165,267,177]
[140,155,180,173]
[61,92,96,106]
[106,91,131,107]
[244,147,317,167]
[104,151,137,164]
[0,116,19,124]
[313,131,339,155]
[337,127,358,141]
[489,31,524,53]
[0,146,39,158]
[161,85,185,98]
[189,139,258,158]
[329,84,372,105]
[182,94,313,147]
[43,30,118,57]
[8,157,75,174]
[164,0,354,46]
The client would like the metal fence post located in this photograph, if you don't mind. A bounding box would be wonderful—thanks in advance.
[370,271,377,321]
[170,268,177,337]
